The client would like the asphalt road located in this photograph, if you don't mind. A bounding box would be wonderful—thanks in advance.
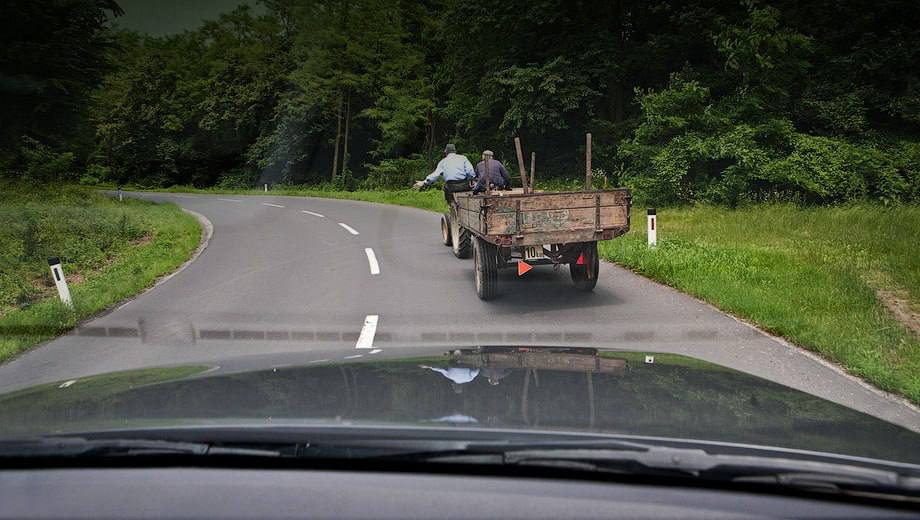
[2,192,918,432]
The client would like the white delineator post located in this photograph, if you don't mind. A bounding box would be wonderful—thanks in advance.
[47,257,72,307]
[264,183,269,192]
[647,208,657,247]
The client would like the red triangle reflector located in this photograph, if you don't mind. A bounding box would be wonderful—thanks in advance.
[576,253,585,265]
[517,261,533,276]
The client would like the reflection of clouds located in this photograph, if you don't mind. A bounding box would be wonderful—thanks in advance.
[419,365,479,384]
[430,414,479,424]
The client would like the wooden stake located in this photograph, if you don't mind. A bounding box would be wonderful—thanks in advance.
[529,152,536,193]
[514,137,529,193]
[585,133,592,190]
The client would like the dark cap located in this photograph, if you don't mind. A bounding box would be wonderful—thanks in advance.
[444,143,457,154]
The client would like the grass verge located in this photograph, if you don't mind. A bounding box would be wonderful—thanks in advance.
[600,204,920,404]
[114,185,920,403]
[0,184,202,363]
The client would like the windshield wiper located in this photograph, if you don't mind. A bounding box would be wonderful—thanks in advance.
[0,436,281,459]
[388,443,920,499]
[4,434,918,499]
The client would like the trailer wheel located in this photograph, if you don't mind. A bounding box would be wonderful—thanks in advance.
[451,218,471,258]
[473,237,499,300]
[440,213,452,246]
[570,241,599,291]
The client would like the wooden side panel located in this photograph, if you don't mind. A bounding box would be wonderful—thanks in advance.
[488,190,629,212]
[454,189,631,241]
[487,206,627,235]
[454,193,482,232]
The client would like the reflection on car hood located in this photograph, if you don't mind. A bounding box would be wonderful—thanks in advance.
[1,346,918,464]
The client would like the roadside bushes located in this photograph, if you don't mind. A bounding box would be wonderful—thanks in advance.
[362,155,429,190]
[619,77,920,206]
[0,137,76,184]
[215,168,260,189]
[763,136,920,205]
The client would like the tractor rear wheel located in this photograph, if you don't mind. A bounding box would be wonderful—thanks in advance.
[473,237,499,300]
[570,241,599,291]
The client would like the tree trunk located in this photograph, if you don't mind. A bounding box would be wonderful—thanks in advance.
[427,108,436,166]
[331,95,342,181]
[342,92,351,178]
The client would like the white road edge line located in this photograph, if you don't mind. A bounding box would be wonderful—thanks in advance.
[218,198,242,202]
[301,210,325,218]
[355,315,379,349]
[262,202,285,208]
[369,349,382,355]
[364,248,380,275]
[344,354,363,360]
[59,380,77,388]
[338,222,360,235]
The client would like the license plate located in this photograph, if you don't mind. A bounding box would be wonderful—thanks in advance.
[523,245,546,261]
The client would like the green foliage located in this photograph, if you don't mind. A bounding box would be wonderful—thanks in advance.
[362,156,429,190]
[0,0,122,158]
[4,0,920,205]
[215,168,260,190]
[618,1,920,206]
[81,163,111,186]
[9,137,78,184]
[492,57,601,134]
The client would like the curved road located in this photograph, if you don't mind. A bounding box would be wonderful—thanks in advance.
[2,192,918,432]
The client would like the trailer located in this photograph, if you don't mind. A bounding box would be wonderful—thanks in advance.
[439,136,631,299]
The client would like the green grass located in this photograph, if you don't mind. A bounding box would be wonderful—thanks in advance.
[600,204,920,403]
[0,183,202,363]
[114,184,920,403]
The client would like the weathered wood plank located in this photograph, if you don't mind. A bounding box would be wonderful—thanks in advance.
[454,188,631,244]
[487,206,627,235]
[487,190,629,212]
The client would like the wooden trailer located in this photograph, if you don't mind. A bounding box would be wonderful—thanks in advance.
[439,135,631,299]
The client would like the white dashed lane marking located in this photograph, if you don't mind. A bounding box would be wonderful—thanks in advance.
[355,315,379,349]
[364,248,380,275]
[301,210,325,218]
[338,222,360,235]
[344,354,363,360]
[262,203,285,208]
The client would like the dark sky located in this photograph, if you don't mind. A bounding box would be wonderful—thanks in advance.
[111,0,260,35]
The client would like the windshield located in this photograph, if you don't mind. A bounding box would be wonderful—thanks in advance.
[1,0,919,492]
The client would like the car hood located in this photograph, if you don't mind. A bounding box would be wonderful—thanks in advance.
[0,346,918,464]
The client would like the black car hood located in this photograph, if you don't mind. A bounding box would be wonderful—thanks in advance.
[1,346,918,464]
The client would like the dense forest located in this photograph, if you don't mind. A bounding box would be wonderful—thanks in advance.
[2,0,919,205]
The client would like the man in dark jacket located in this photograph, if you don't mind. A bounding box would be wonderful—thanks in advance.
[473,150,512,193]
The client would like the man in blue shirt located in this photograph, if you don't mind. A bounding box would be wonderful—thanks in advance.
[473,150,512,193]
[413,143,476,204]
